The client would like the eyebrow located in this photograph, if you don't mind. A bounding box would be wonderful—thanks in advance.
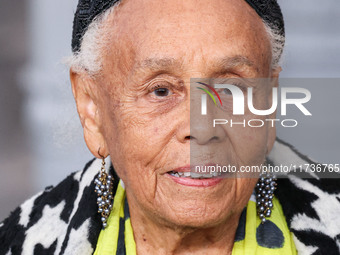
[211,55,259,75]
[134,55,257,73]
[217,55,256,69]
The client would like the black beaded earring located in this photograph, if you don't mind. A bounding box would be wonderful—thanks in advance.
[255,171,277,224]
[94,158,114,229]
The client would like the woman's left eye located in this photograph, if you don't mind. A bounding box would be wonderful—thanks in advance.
[221,88,232,95]
[152,87,171,97]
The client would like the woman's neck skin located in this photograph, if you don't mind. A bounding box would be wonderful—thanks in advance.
[128,196,242,255]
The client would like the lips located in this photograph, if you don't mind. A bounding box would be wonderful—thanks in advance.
[167,170,221,178]
[166,164,224,187]
[167,164,223,179]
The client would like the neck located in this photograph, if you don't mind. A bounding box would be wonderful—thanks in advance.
[127,195,241,255]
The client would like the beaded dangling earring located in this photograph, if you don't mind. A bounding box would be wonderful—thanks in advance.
[255,170,277,224]
[94,157,114,229]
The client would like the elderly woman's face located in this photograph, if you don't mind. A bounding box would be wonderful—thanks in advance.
[78,0,277,228]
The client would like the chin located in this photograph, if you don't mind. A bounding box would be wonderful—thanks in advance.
[158,203,232,229]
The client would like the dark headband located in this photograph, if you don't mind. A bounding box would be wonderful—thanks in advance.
[72,0,285,53]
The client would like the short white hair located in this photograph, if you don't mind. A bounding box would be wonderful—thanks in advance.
[66,5,119,75]
[67,4,285,75]
[263,21,285,69]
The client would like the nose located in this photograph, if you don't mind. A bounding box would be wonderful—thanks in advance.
[177,85,227,145]
[190,101,227,145]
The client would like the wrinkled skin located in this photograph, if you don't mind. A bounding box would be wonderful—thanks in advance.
[71,0,280,254]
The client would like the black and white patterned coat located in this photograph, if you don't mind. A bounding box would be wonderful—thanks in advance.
[1,139,340,254]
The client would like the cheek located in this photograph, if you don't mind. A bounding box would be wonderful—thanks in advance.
[109,112,173,163]
[232,90,273,164]
[101,99,180,196]
[215,119,268,168]
[103,115,159,206]
[228,126,267,167]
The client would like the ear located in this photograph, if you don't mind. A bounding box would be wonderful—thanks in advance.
[70,69,109,158]
[266,66,282,155]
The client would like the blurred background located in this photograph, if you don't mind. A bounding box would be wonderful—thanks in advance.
[0,0,339,220]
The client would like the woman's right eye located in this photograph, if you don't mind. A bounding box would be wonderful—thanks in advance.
[153,87,171,97]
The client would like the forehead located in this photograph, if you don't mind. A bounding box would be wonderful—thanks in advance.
[104,0,271,76]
